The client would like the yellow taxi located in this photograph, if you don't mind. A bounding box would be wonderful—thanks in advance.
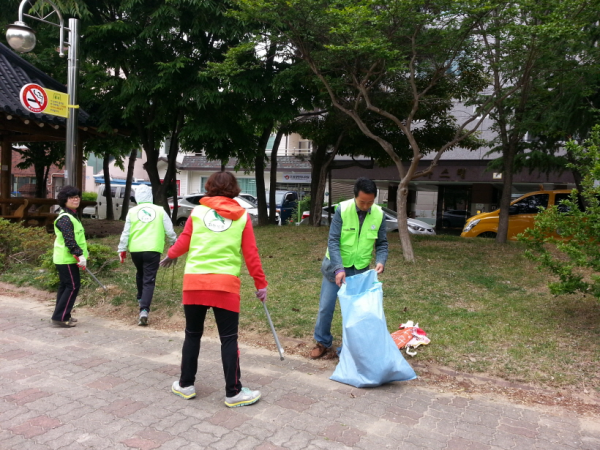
[461,189,573,240]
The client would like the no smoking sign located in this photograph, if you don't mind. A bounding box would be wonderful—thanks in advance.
[20,83,48,113]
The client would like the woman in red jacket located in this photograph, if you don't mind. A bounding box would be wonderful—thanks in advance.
[161,171,267,408]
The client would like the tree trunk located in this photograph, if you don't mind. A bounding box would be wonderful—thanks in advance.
[41,166,49,199]
[309,131,344,226]
[496,143,516,243]
[103,153,114,220]
[120,147,138,220]
[34,163,46,198]
[256,123,274,226]
[308,144,328,226]
[269,129,284,224]
[156,111,184,217]
[396,178,415,262]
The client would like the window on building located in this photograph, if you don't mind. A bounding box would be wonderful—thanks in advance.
[11,176,36,197]
[298,140,312,150]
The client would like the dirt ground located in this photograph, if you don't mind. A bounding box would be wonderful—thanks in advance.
[3,278,600,418]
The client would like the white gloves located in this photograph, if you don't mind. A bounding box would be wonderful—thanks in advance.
[75,255,87,269]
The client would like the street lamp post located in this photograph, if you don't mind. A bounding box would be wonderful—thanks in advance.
[6,0,80,188]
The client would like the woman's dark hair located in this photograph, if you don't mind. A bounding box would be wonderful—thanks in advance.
[57,185,81,208]
[204,171,241,198]
[353,177,377,197]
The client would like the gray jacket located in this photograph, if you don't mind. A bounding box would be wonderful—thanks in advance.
[321,204,388,282]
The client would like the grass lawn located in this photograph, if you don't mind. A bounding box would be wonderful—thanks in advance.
[2,224,600,392]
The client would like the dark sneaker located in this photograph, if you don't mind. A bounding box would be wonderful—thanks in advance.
[138,310,149,326]
[225,387,261,408]
[51,320,76,328]
[172,381,196,399]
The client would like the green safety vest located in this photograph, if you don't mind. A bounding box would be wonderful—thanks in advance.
[127,203,166,253]
[326,199,384,270]
[184,205,248,276]
[53,211,89,264]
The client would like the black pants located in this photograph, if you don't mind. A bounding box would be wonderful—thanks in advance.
[130,251,161,312]
[179,304,242,397]
[52,263,81,322]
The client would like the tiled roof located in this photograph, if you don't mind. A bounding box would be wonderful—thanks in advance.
[0,42,90,125]
[180,155,311,170]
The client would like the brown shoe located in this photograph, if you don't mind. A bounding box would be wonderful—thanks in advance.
[309,343,328,359]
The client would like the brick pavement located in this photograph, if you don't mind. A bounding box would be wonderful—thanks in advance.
[1,293,599,450]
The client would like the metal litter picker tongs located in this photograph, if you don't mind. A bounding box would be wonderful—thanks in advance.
[83,267,107,292]
[262,300,285,360]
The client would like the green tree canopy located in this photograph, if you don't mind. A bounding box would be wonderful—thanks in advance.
[236,0,492,260]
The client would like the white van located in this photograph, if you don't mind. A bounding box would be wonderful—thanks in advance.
[83,184,137,219]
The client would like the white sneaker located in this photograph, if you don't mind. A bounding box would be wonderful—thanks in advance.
[138,310,149,326]
[172,381,196,399]
[224,387,261,408]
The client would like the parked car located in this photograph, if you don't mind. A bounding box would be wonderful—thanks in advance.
[441,210,470,228]
[299,205,436,236]
[461,189,573,239]
[172,193,280,227]
[266,190,299,224]
[239,193,258,206]
[82,184,138,219]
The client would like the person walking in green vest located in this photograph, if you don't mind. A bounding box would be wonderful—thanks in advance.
[309,177,388,359]
[117,184,177,326]
[160,171,267,408]
[51,185,89,328]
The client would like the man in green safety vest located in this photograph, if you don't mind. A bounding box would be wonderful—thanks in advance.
[309,177,388,359]
[118,184,177,326]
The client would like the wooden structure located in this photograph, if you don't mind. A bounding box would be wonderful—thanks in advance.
[0,42,105,222]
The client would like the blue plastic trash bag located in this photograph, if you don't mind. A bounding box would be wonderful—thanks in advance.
[330,270,417,388]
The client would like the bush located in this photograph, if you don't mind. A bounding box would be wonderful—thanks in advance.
[37,242,120,290]
[0,219,53,271]
[82,191,98,201]
[289,195,311,224]
[520,125,600,300]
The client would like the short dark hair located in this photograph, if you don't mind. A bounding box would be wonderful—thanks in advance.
[354,177,377,197]
[204,171,241,198]
[57,185,81,208]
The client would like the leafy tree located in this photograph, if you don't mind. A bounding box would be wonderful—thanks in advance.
[14,142,64,198]
[468,0,600,243]
[236,0,492,260]
[197,39,316,225]
[521,125,600,300]
[53,0,248,218]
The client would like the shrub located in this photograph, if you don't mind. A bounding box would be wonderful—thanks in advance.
[289,194,311,224]
[37,242,119,290]
[520,125,600,300]
[82,191,98,201]
[0,219,53,271]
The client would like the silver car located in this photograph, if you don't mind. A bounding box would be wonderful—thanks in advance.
[299,205,436,236]
[171,194,279,227]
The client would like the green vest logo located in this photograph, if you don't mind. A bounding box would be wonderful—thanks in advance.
[137,207,156,223]
[204,209,232,232]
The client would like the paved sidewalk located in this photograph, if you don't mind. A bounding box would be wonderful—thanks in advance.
[1,293,599,450]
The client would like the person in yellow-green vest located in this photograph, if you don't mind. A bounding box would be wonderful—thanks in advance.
[160,171,267,408]
[310,177,388,359]
[117,184,177,326]
[51,186,89,328]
